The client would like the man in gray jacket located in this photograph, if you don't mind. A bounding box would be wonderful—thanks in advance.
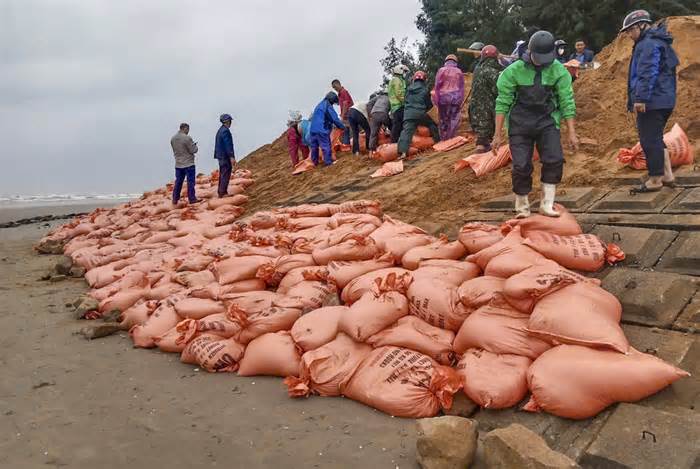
[170,123,199,205]
[367,90,391,152]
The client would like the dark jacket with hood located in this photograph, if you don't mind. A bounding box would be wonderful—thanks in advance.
[403,80,433,121]
[627,24,679,112]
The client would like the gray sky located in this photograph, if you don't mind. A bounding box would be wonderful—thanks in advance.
[0,1,422,196]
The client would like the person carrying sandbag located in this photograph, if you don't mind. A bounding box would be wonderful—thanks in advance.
[469,45,503,153]
[388,64,409,143]
[170,122,199,205]
[397,71,440,160]
[620,10,680,193]
[309,92,346,166]
[214,113,236,198]
[434,54,465,141]
[492,31,579,218]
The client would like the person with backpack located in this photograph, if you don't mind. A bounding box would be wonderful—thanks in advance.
[620,10,679,192]
[309,92,346,166]
[492,31,579,218]
[397,71,440,160]
[434,54,465,140]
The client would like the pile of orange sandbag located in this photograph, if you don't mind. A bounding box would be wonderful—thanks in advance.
[39,195,688,420]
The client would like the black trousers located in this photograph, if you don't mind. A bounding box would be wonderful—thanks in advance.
[348,108,370,154]
[509,124,564,195]
[217,157,233,197]
[390,107,404,143]
[636,108,672,177]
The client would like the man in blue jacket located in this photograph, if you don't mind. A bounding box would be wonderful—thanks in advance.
[621,10,679,192]
[309,92,345,166]
[569,40,595,64]
[214,113,236,197]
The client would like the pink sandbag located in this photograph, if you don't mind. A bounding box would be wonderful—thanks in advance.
[176,312,243,343]
[211,255,273,285]
[527,282,628,353]
[617,123,693,170]
[407,277,470,332]
[311,235,382,265]
[327,212,382,229]
[291,305,347,352]
[90,270,148,301]
[338,279,409,342]
[190,279,267,300]
[501,204,582,237]
[99,287,149,314]
[119,301,157,329]
[326,253,395,289]
[292,158,315,175]
[524,345,690,419]
[256,254,316,286]
[153,325,187,354]
[467,227,546,278]
[369,215,428,250]
[285,333,372,397]
[458,222,504,254]
[222,291,283,315]
[453,302,551,359]
[341,346,462,418]
[175,254,216,272]
[372,143,418,162]
[456,349,531,409]
[370,161,404,178]
[130,303,182,349]
[172,270,216,288]
[411,259,481,287]
[384,233,436,260]
[328,200,383,217]
[522,231,625,272]
[173,298,226,320]
[457,276,507,311]
[367,316,456,365]
[401,235,467,270]
[284,281,339,313]
[433,135,470,152]
[238,331,302,377]
[180,334,245,373]
[285,203,336,218]
[503,260,600,313]
[277,266,329,294]
[231,305,303,345]
[341,268,413,305]
[206,193,248,210]
[454,145,511,177]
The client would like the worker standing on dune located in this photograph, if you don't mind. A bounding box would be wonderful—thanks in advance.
[434,54,465,140]
[170,122,199,206]
[309,92,346,166]
[469,45,503,152]
[492,31,579,218]
[332,79,354,149]
[620,10,679,193]
[388,64,409,143]
[214,114,236,198]
[397,71,440,160]
[367,90,391,153]
[286,111,309,167]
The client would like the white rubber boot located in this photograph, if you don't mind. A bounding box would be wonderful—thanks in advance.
[539,183,561,217]
[662,149,675,185]
[514,194,531,219]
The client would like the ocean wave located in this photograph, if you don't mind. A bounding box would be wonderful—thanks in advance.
[0,193,141,205]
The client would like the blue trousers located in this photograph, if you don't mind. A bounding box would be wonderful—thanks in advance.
[217,157,232,197]
[173,165,196,203]
[310,132,333,166]
[637,109,672,177]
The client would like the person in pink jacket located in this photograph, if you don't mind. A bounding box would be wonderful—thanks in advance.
[434,54,465,140]
[286,111,309,167]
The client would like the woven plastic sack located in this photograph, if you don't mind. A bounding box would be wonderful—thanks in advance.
[341,268,412,305]
[231,304,303,345]
[454,146,511,176]
[284,281,339,313]
[180,334,245,373]
[130,303,182,349]
[367,316,456,365]
[501,204,582,237]
[211,255,273,285]
[173,298,226,320]
[291,305,347,352]
[467,227,546,278]
[402,235,467,270]
[312,235,382,265]
[373,144,418,162]
[238,331,302,377]
[371,161,404,178]
[433,136,469,152]
[190,279,267,301]
[338,279,409,342]
[456,349,531,409]
[407,277,470,332]
[370,215,428,249]
[411,259,481,287]
[277,266,329,294]
[326,253,395,289]
[458,222,504,254]
[523,232,625,272]
[617,124,693,170]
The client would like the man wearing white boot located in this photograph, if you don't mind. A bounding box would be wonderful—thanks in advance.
[491,31,579,218]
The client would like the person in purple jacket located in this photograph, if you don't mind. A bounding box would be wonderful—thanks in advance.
[434,54,465,140]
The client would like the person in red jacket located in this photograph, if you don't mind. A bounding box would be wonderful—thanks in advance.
[332,79,354,147]
[286,111,309,167]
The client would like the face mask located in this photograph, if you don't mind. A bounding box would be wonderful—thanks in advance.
[558,47,566,55]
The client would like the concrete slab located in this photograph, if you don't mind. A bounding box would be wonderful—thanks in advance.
[590,225,678,269]
[664,187,700,213]
[575,213,700,231]
[480,187,605,213]
[674,292,700,334]
[580,403,700,469]
[612,168,700,187]
[622,324,695,366]
[601,268,698,328]
[656,231,700,277]
[590,187,684,213]
[473,404,612,462]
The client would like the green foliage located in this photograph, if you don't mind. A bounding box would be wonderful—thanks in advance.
[380,37,421,87]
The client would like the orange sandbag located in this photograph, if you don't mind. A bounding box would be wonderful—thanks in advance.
[291,305,346,352]
[190,279,267,300]
[232,304,303,345]
[222,291,283,315]
[292,158,316,175]
[326,253,395,289]
[367,316,455,365]
[211,255,273,285]
[338,279,409,342]
[153,325,187,354]
[119,301,157,329]
[180,334,245,373]
[453,302,551,359]
[467,227,546,278]
[457,276,507,312]
[312,235,382,265]
[341,268,413,304]
[206,193,247,210]
[176,254,216,272]
[401,235,467,270]
[433,136,469,152]
[285,333,372,397]
[524,345,690,419]
[284,281,339,313]
[370,215,428,249]
[617,123,693,170]
[342,346,462,418]
[454,146,511,177]
[373,143,418,162]
[238,331,302,377]
[522,231,617,272]
[285,203,336,218]
[173,298,226,320]
[370,161,404,178]
[456,349,531,409]
[528,282,627,353]
[277,266,329,294]
[384,233,436,260]
[327,213,382,229]
[130,303,182,349]
[458,222,504,254]
[416,125,432,138]
[503,260,600,313]
[176,313,243,344]
[257,254,316,286]
[411,259,480,287]
[411,134,435,151]
[327,200,383,217]
[407,278,470,332]
[501,204,582,237]
[172,270,216,288]
[99,287,149,314]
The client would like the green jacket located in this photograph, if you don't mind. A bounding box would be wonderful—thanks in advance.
[403,80,433,121]
[495,59,576,129]
[388,75,406,113]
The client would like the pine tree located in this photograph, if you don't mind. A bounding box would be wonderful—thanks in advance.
[379,37,420,87]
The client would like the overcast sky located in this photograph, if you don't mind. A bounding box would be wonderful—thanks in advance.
[0,1,422,196]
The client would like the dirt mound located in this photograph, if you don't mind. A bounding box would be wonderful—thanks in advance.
[239,16,699,226]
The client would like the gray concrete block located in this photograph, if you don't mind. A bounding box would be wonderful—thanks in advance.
[590,225,678,268]
[576,213,700,231]
[674,167,700,187]
[664,187,700,214]
[480,187,605,213]
[674,292,700,333]
[581,403,700,469]
[656,231,700,277]
[590,187,684,213]
[601,268,698,328]
[621,324,695,366]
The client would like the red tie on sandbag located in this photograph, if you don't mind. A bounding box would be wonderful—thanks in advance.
[522,231,625,272]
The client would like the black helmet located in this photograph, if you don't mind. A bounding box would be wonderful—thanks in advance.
[469,41,485,51]
[620,10,652,33]
[528,31,556,65]
[554,39,567,47]
[325,91,339,104]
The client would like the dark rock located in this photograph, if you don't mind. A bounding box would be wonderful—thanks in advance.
[55,256,73,276]
[79,323,124,340]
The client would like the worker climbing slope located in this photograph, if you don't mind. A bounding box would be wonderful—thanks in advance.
[469,45,503,152]
[309,92,346,167]
[434,54,465,140]
[388,65,409,143]
[397,71,441,160]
